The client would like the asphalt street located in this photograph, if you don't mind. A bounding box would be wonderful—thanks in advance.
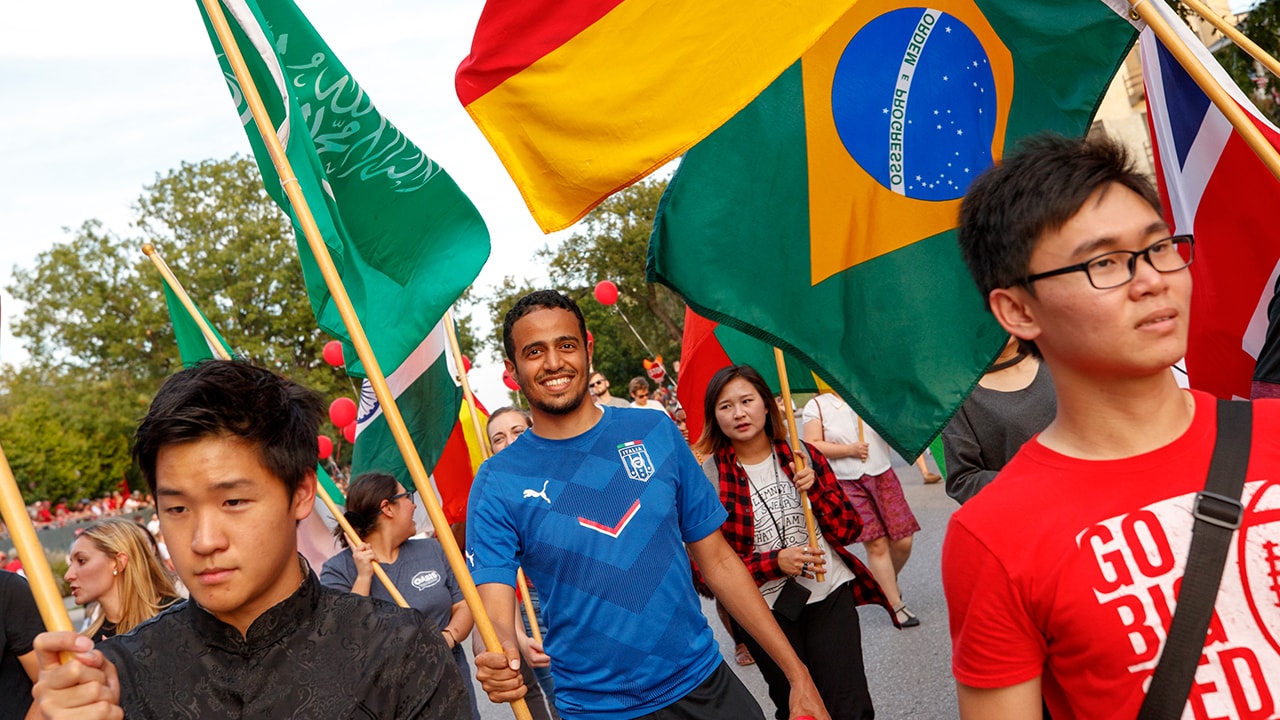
[476,453,961,720]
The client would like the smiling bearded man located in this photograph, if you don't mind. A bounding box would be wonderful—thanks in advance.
[466,290,832,720]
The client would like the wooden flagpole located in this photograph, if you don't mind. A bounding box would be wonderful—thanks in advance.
[0,445,74,636]
[0,285,74,656]
[142,243,410,608]
[1179,0,1280,80]
[772,348,824,582]
[197,4,527,714]
[1131,0,1280,183]
[441,313,544,641]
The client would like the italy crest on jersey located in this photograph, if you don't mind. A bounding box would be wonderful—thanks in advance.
[617,440,655,482]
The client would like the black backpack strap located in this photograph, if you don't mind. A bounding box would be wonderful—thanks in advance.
[1137,399,1250,719]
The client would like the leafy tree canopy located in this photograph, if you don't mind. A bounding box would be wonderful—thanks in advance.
[3,156,372,501]
[481,177,684,401]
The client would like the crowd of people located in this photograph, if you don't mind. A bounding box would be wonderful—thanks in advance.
[4,134,1277,719]
[5,493,153,537]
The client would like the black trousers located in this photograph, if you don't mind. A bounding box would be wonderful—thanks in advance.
[741,581,874,720]
[634,662,765,720]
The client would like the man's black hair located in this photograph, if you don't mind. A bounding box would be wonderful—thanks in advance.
[133,360,323,498]
[502,289,589,362]
[957,133,1162,355]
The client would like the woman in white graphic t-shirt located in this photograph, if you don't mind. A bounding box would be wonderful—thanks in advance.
[694,364,895,720]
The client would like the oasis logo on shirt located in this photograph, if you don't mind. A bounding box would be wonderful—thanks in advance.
[411,570,441,591]
[617,440,654,481]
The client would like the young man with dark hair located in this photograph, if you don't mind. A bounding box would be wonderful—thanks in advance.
[469,289,829,719]
[943,134,1280,718]
[33,360,466,719]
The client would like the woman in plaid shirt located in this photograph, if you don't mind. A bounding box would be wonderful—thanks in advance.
[693,365,895,720]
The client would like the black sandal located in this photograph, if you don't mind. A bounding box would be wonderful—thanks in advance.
[894,603,920,628]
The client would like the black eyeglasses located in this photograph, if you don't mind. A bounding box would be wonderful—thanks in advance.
[1022,235,1194,290]
[589,379,607,387]
[386,491,415,504]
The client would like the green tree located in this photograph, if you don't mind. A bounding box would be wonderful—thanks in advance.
[1218,0,1280,125]
[482,177,684,392]
[0,365,142,503]
[4,156,362,501]
[10,157,349,395]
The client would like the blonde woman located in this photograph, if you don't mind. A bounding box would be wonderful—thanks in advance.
[65,517,180,642]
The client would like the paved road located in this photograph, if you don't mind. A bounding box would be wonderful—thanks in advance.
[477,453,960,719]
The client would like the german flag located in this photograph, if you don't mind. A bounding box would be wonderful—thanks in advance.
[455,0,856,232]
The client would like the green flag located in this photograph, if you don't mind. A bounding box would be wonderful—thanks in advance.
[156,266,345,503]
[649,0,1134,458]
[161,283,235,367]
[195,0,490,378]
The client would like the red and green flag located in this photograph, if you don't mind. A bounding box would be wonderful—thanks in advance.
[677,307,819,444]
[455,0,857,232]
[650,0,1134,458]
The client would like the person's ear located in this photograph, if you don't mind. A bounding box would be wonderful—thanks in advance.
[293,471,318,522]
[988,286,1043,348]
[505,357,519,386]
[115,553,129,573]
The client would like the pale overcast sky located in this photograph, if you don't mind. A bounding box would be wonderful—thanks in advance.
[0,0,575,407]
[0,0,1262,406]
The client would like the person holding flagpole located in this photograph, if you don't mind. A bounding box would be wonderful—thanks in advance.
[697,364,889,720]
[800,391,922,628]
[467,290,830,720]
[321,472,481,719]
[31,361,467,719]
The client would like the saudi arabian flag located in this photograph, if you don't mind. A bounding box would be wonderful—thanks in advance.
[650,0,1135,457]
[352,319,462,495]
[196,0,490,378]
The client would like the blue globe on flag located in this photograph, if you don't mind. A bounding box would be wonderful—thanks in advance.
[832,8,997,202]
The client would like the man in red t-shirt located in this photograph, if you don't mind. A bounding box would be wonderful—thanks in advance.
[942,134,1280,719]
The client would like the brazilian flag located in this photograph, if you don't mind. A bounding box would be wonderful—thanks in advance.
[649,0,1135,457]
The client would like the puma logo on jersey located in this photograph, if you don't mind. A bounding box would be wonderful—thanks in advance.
[523,479,552,504]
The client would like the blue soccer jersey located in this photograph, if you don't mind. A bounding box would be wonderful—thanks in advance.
[467,406,727,719]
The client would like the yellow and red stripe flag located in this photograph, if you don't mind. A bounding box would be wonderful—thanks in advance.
[455,0,855,232]
[431,398,489,525]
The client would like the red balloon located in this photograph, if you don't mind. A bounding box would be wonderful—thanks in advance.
[461,355,472,373]
[317,435,333,460]
[322,340,344,367]
[343,423,357,444]
[593,280,618,306]
[329,397,357,428]
[502,368,521,391]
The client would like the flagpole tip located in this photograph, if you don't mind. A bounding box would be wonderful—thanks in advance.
[142,243,156,256]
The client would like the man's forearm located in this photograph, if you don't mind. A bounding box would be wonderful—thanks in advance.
[693,534,812,683]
